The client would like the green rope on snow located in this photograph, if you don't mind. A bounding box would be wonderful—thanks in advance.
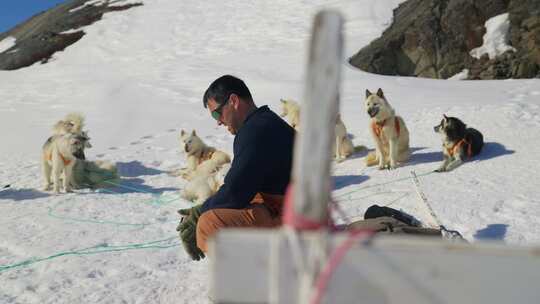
[98,180,181,207]
[0,237,180,273]
[46,179,183,228]
[74,165,182,207]
[1,168,191,273]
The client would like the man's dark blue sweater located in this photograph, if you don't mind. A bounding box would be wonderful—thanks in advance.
[201,105,295,213]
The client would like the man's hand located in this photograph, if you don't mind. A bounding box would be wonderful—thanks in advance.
[177,205,205,261]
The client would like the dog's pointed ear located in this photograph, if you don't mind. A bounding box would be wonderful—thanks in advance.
[280,98,286,104]
[180,129,185,136]
[365,89,371,98]
[191,130,197,136]
[443,114,448,120]
[376,88,385,98]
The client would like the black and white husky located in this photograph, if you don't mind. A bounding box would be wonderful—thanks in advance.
[434,115,484,172]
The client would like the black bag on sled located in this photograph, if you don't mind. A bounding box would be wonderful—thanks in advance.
[347,205,442,237]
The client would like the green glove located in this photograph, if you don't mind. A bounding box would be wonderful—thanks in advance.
[177,205,205,261]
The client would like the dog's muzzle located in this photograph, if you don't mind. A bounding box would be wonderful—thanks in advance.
[367,107,379,118]
[433,125,441,133]
[184,145,190,153]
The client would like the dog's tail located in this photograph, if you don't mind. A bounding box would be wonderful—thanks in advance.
[365,151,378,166]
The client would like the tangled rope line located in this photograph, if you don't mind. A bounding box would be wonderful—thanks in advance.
[0,237,180,273]
[1,175,186,273]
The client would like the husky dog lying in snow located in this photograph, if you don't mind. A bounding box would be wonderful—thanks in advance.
[42,133,88,193]
[173,129,231,181]
[364,89,410,169]
[181,163,230,204]
[72,159,120,189]
[280,98,363,161]
[434,115,484,172]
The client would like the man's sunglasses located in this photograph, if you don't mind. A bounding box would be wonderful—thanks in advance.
[211,94,231,121]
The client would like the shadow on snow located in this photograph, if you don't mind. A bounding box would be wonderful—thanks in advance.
[474,223,508,241]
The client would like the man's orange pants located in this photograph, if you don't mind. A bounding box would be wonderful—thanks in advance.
[196,193,283,252]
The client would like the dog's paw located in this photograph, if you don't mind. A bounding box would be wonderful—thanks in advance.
[181,172,194,181]
[168,169,184,177]
[169,167,189,177]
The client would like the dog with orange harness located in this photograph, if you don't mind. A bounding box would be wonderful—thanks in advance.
[434,115,484,172]
[41,133,88,193]
[174,129,231,181]
[364,88,410,169]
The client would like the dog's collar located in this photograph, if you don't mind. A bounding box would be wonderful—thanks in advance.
[374,118,388,127]
[372,117,400,138]
[196,149,215,165]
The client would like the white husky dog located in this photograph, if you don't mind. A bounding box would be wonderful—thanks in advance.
[279,98,301,131]
[176,129,231,181]
[181,163,230,204]
[334,114,358,161]
[280,98,362,161]
[42,133,87,193]
[364,89,410,169]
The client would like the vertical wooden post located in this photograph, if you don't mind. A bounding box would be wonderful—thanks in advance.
[293,10,343,227]
[292,10,344,304]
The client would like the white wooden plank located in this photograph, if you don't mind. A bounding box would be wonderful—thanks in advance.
[211,230,540,304]
[209,230,275,303]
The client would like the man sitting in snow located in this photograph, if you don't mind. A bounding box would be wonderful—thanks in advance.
[177,75,295,260]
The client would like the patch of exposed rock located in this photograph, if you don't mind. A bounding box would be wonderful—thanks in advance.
[348,0,539,79]
[0,0,142,70]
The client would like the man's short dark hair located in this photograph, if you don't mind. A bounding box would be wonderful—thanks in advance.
[203,75,253,108]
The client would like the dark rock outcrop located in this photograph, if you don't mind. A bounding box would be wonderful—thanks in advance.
[348,0,539,79]
[0,0,142,70]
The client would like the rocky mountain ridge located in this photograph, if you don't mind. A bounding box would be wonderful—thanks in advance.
[349,0,539,79]
[0,0,142,70]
